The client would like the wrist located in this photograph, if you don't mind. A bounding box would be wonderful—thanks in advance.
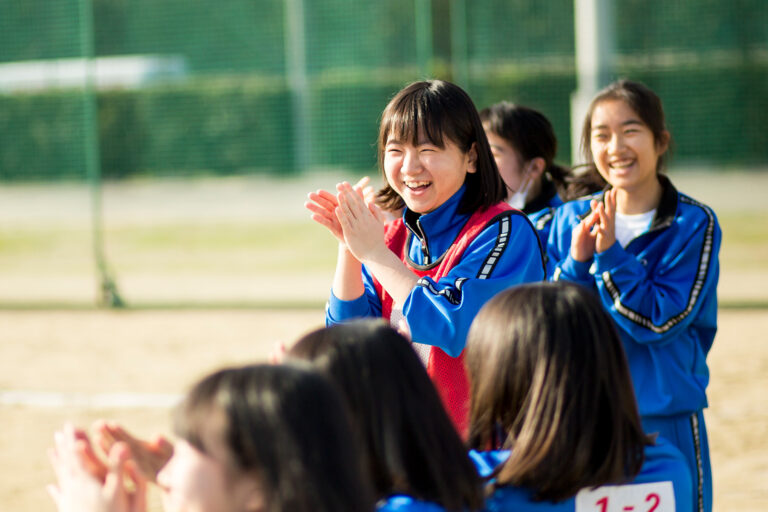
[359,243,391,267]
[571,248,593,263]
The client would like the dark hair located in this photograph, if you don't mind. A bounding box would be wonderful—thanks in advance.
[288,320,484,511]
[174,363,375,512]
[580,79,672,174]
[480,101,604,202]
[377,80,506,214]
[466,282,648,502]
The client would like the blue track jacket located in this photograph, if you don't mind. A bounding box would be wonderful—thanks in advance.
[470,437,692,512]
[377,496,447,511]
[327,185,545,356]
[546,176,720,417]
[526,191,563,248]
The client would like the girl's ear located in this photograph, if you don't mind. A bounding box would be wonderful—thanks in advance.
[527,157,546,179]
[656,130,671,154]
[466,142,478,174]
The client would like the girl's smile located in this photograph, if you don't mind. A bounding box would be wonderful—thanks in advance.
[384,131,477,214]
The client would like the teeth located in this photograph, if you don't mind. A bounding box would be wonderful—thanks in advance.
[610,159,634,169]
[405,181,430,189]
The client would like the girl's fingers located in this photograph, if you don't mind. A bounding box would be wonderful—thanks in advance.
[338,187,362,221]
[310,188,338,205]
[305,200,337,219]
[595,201,607,224]
[76,439,107,482]
[310,213,338,233]
[269,342,286,364]
[343,184,372,220]
[128,464,148,512]
[353,176,371,197]
[605,189,617,217]
[155,437,174,459]
[335,205,350,228]
[46,484,61,508]
[102,443,130,500]
[48,447,64,482]
[306,194,337,213]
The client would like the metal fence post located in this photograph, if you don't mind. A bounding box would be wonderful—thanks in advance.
[78,0,124,307]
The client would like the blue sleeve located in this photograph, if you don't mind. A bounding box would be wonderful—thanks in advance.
[404,214,545,356]
[593,208,721,345]
[325,266,382,326]
[376,496,446,511]
[528,207,556,252]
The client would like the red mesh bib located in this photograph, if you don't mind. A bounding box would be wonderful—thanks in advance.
[373,203,511,437]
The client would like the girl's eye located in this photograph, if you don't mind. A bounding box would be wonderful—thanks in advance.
[592,133,608,142]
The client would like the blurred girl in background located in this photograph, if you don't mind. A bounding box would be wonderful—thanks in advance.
[480,101,604,243]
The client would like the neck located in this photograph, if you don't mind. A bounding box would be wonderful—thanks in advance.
[526,177,543,204]
[614,176,663,214]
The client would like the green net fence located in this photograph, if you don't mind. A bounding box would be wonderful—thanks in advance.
[1,0,766,307]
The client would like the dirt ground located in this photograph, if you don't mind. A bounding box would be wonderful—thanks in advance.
[0,308,766,511]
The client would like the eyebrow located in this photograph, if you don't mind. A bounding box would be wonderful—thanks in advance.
[385,138,438,146]
[592,119,644,131]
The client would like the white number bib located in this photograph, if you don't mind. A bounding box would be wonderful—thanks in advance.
[575,481,675,512]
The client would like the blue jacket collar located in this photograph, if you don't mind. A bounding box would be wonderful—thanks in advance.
[402,185,470,264]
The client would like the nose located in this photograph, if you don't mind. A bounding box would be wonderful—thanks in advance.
[607,133,624,154]
[401,148,421,175]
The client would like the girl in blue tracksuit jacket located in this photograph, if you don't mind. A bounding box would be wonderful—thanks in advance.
[465,282,692,512]
[546,79,720,512]
[305,80,544,434]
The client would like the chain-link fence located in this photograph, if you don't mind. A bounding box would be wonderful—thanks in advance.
[1,0,766,306]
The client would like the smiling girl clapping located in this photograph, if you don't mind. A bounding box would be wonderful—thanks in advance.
[306,80,544,435]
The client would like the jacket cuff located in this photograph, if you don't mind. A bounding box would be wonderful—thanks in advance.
[559,253,593,280]
[595,242,625,273]
[327,289,369,322]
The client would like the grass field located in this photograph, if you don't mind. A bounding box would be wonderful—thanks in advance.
[1,170,768,307]
[1,171,767,511]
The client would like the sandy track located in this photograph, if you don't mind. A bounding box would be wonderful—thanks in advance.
[0,308,766,511]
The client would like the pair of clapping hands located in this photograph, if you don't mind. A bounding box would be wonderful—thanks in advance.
[571,188,619,262]
[305,177,391,261]
[48,421,173,512]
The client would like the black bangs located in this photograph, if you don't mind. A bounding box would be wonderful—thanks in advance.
[383,86,447,149]
[172,369,227,457]
[377,80,507,213]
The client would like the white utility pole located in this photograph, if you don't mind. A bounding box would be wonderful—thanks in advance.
[571,0,615,164]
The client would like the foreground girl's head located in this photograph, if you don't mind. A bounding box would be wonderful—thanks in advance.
[288,320,484,511]
[162,363,373,512]
[377,80,506,215]
[580,79,671,188]
[466,282,647,501]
